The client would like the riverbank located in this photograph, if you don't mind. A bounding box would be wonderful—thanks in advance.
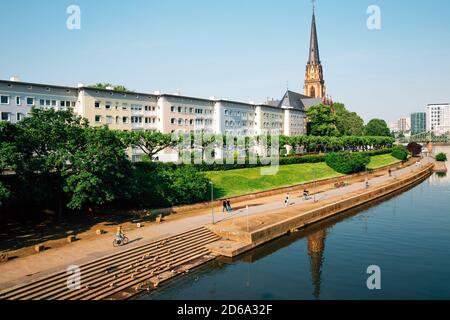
[0,157,432,299]
[205,162,434,257]
[0,157,407,263]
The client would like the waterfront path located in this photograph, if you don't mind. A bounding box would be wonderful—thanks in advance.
[0,158,432,290]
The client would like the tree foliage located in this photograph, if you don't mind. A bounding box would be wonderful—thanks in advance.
[334,103,365,136]
[89,83,131,92]
[365,119,391,137]
[307,104,340,137]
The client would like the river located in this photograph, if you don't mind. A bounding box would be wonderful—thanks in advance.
[139,147,450,300]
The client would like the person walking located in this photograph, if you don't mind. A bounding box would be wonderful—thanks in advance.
[365,178,370,188]
[226,199,232,213]
[388,169,392,177]
[284,193,290,208]
[222,200,228,213]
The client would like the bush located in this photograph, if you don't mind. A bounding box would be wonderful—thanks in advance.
[325,152,371,174]
[391,146,409,161]
[128,162,210,208]
[436,153,447,162]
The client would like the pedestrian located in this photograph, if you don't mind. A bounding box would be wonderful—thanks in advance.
[284,193,290,208]
[365,178,370,188]
[388,169,392,177]
[226,199,232,213]
[222,200,228,213]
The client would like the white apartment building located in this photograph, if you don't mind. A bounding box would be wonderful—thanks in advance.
[426,103,450,135]
[1,78,322,162]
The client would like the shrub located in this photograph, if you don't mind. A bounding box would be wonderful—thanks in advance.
[436,153,447,162]
[391,146,409,161]
[325,152,371,174]
[407,142,422,157]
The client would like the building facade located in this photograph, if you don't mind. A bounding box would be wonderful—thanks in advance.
[1,78,322,162]
[411,112,426,135]
[426,103,450,135]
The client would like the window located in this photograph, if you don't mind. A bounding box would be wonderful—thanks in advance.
[16,97,21,105]
[105,103,111,110]
[95,115,102,123]
[61,101,65,107]
[178,107,182,113]
[106,116,113,124]
[171,118,176,124]
[26,97,34,106]
[52,100,56,107]
[17,113,24,121]
[122,104,128,110]
[71,102,76,107]
[1,112,10,121]
[45,100,51,106]
[171,106,175,112]
[40,99,45,106]
[95,102,100,109]
[0,96,9,104]
[122,116,129,124]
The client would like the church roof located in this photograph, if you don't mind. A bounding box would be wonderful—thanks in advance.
[278,90,321,111]
[308,10,321,65]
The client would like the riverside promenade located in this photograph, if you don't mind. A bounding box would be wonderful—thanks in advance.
[0,157,435,299]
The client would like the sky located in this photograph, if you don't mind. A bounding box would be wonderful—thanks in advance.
[1,0,449,123]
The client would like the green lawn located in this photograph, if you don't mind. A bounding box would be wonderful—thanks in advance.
[367,154,400,170]
[206,162,342,198]
[206,154,400,198]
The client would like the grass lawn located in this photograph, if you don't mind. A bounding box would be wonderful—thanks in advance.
[367,154,400,170]
[205,162,342,198]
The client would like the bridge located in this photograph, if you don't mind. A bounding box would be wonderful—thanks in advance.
[399,131,450,144]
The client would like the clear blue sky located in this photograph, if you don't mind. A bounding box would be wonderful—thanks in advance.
[1,0,449,122]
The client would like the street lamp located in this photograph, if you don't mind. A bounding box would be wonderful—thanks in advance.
[210,181,215,225]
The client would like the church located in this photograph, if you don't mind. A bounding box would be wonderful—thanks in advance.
[266,5,332,136]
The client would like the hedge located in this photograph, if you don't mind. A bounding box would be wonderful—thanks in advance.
[325,152,371,174]
[391,146,409,161]
[192,148,394,172]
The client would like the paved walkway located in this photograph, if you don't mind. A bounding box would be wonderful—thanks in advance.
[0,158,432,289]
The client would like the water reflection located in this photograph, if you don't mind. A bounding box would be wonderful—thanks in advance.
[307,230,326,299]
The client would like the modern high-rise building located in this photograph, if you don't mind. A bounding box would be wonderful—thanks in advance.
[426,103,450,135]
[411,112,426,135]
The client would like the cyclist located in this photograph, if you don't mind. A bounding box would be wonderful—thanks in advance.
[116,226,125,243]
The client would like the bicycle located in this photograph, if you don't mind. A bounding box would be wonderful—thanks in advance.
[113,236,129,247]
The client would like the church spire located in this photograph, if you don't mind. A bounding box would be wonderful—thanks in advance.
[308,6,321,65]
[304,1,326,99]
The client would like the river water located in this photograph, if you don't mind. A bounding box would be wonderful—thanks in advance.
[139,148,450,300]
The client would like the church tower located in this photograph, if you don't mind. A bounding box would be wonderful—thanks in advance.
[304,6,326,99]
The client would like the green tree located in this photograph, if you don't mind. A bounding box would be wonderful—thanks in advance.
[63,127,132,212]
[307,104,340,137]
[16,108,88,217]
[334,103,365,136]
[365,119,391,137]
[120,131,176,160]
[89,83,131,92]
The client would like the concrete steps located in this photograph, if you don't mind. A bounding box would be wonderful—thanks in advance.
[0,227,221,300]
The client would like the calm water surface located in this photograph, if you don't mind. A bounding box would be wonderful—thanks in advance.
[140,151,450,300]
